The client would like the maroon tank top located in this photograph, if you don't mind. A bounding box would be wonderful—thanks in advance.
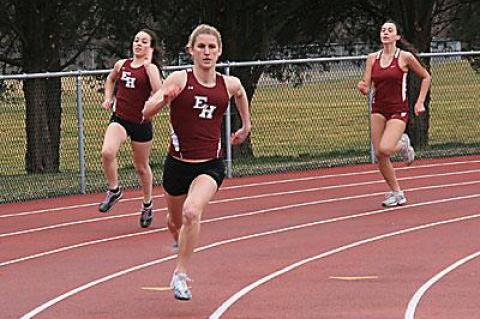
[371,49,408,114]
[168,70,230,159]
[114,59,152,123]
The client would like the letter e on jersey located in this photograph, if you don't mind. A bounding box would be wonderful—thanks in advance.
[121,71,136,88]
[193,95,217,119]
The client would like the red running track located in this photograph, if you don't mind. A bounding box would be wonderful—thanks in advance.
[1,155,479,319]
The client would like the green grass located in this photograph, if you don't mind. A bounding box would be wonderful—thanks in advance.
[1,58,479,202]
[429,60,480,144]
[250,77,370,158]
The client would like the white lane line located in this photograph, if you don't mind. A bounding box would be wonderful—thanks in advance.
[2,175,480,239]
[219,169,480,204]
[404,250,480,319]
[0,228,163,267]
[0,196,153,219]
[3,191,480,268]
[3,159,479,218]
[19,211,480,319]
[0,211,163,238]
[208,214,480,319]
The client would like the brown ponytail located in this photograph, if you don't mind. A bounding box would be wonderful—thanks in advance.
[384,20,430,73]
[138,28,164,77]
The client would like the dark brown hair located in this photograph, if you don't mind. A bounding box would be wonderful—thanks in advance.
[382,20,429,72]
[137,28,163,71]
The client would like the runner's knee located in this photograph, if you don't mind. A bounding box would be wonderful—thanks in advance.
[182,204,201,226]
[101,148,116,162]
[377,144,394,158]
[167,213,181,230]
[134,162,150,178]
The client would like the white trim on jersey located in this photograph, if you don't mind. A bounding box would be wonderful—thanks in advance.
[376,48,400,60]
[402,72,407,102]
[216,138,221,158]
[171,131,180,152]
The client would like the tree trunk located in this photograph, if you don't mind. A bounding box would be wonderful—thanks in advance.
[210,1,278,159]
[19,0,63,173]
[23,78,62,173]
[46,77,62,169]
[24,79,51,173]
[226,66,264,159]
[406,73,431,149]
[381,0,435,149]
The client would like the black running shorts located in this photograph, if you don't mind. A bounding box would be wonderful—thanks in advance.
[110,113,153,142]
[162,154,226,196]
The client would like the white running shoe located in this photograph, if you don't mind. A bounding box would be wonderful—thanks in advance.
[382,191,407,207]
[400,134,415,166]
[170,272,192,301]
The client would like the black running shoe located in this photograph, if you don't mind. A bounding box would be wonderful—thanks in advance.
[98,189,123,213]
[139,203,153,228]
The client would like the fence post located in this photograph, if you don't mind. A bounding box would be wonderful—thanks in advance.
[76,73,86,193]
[224,63,233,178]
[368,90,375,164]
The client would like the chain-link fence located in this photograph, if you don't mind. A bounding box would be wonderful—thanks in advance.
[1,52,479,203]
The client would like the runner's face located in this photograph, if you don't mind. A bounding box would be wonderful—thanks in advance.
[132,31,152,58]
[380,23,399,44]
[189,34,222,69]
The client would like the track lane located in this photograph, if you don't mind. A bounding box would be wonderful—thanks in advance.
[1,156,479,318]
[15,194,480,319]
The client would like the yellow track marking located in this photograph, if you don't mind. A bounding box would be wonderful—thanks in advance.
[329,276,378,281]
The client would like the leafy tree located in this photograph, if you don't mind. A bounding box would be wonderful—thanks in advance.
[207,1,355,157]
[0,0,105,173]
[0,0,164,173]
[454,0,480,49]
[145,0,356,157]
[449,0,480,71]
[2,0,469,171]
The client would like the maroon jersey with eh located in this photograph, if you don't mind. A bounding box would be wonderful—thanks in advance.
[168,70,230,159]
[371,49,408,114]
[114,59,152,124]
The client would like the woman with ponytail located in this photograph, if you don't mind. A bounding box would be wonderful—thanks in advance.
[357,20,431,207]
[98,29,162,228]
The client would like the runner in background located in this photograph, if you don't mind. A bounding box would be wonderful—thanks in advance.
[99,29,162,228]
[357,20,431,207]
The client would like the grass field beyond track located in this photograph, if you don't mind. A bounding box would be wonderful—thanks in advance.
[1,58,479,202]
